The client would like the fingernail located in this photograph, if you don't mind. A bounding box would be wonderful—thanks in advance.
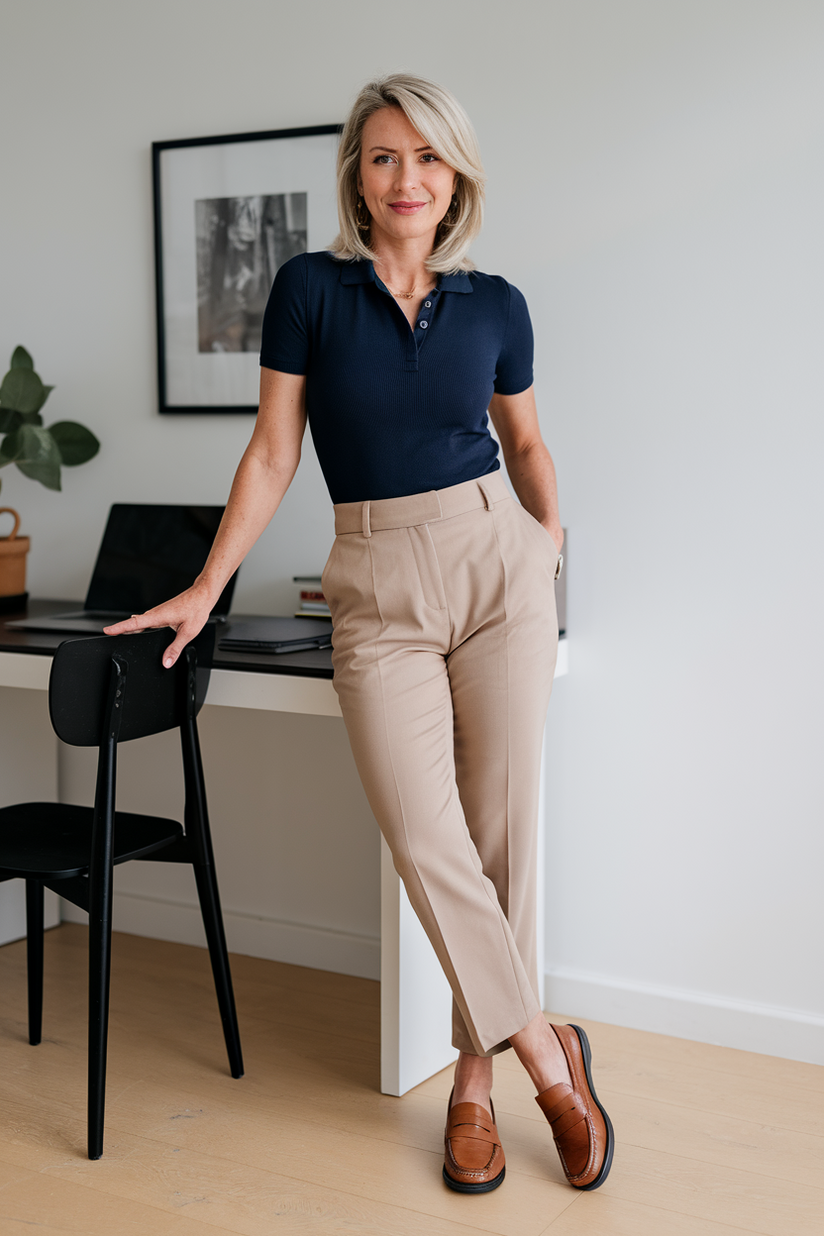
[163,657,173,668]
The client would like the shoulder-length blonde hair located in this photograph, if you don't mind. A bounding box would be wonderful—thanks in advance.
[330,74,485,275]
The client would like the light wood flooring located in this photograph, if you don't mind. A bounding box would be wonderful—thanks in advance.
[0,924,821,1235]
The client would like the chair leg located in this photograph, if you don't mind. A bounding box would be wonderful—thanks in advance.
[193,863,244,1079]
[25,880,44,1047]
[87,911,113,1160]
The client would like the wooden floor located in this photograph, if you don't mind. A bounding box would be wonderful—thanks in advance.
[0,925,821,1236]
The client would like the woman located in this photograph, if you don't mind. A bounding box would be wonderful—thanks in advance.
[108,74,613,1195]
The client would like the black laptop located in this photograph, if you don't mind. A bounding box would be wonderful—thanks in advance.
[9,503,238,634]
[219,616,332,654]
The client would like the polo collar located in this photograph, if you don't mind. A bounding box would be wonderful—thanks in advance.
[338,260,375,285]
[438,271,473,293]
[338,259,473,293]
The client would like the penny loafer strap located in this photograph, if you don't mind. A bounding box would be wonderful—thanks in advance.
[447,1128,502,1149]
[535,1083,588,1136]
[446,1103,501,1146]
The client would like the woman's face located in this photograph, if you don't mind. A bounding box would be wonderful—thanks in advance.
[358,106,456,251]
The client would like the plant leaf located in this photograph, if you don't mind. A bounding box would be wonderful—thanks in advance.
[0,366,46,415]
[49,420,100,466]
[0,429,21,466]
[16,423,59,463]
[10,346,34,370]
[0,408,22,435]
[32,383,53,413]
[17,459,61,490]
[14,424,61,490]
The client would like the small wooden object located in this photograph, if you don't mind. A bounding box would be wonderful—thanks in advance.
[0,507,30,597]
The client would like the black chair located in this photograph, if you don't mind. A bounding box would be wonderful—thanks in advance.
[0,628,244,1159]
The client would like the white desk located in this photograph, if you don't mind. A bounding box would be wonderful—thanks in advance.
[0,631,567,1096]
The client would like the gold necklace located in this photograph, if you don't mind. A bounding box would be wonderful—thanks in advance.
[385,282,419,300]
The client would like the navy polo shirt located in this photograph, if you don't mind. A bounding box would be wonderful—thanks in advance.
[260,251,534,504]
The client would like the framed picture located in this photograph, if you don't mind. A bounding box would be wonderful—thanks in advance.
[152,124,341,414]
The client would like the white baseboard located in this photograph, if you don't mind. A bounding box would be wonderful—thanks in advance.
[58,895,822,1065]
[544,967,824,1065]
[60,892,380,981]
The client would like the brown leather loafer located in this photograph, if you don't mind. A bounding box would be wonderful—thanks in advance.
[535,1024,614,1190]
[443,1091,506,1193]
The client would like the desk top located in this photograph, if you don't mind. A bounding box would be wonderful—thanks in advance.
[0,599,335,680]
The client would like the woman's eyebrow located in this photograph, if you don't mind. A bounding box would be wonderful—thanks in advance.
[368,145,435,153]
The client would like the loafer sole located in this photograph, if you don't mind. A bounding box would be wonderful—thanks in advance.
[569,1023,615,1190]
[442,1164,506,1193]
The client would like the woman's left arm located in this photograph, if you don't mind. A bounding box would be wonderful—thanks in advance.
[488,385,564,553]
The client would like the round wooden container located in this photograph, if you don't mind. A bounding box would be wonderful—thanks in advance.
[0,508,30,597]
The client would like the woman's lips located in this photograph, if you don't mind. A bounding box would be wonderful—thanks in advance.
[388,202,427,214]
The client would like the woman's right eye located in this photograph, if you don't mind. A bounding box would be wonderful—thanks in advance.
[373,154,396,165]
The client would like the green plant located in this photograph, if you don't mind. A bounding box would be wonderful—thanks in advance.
[0,346,99,493]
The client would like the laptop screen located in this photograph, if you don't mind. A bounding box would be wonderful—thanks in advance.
[84,504,237,616]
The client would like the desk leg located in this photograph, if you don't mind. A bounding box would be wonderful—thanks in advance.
[537,738,548,1011]
[380,836,458,1095]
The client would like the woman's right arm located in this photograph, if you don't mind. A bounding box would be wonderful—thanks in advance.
[104,368,306,667]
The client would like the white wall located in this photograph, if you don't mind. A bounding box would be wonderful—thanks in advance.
[536,3,824,1061]
[57,708,382,978]
[1,0,822,1061]
[0,688,60,938]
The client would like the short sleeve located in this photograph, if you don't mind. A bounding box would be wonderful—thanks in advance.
[493,283,534,395]
[259,253,310,374]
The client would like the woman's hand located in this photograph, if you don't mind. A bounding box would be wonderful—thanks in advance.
[544,522,564,554]
[104,368,308,669]
[103,581,216,668]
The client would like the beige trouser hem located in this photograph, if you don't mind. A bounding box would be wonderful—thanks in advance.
[323,473,559,1056]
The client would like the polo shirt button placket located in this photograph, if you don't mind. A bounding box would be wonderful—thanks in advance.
[417,300,434,333]
[409,287,438,366]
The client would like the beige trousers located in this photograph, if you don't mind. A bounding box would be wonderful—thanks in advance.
[323,473,560,1056]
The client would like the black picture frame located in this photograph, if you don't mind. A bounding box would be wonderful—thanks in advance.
[152,125,341,415]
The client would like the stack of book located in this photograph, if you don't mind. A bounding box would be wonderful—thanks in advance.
[294,575,331,619]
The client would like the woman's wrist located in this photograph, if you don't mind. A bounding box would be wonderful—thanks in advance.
[545,524,564,552]
[190,573,226,613]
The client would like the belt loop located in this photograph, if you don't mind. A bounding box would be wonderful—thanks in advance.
[362,500,372,538]
[478,480,493,512]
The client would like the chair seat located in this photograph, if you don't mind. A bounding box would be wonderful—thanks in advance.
[0,802,183,879]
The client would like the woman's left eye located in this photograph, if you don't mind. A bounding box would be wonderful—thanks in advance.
[420,153,440,163]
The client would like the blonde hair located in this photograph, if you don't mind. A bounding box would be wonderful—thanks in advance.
[330,73,485,275]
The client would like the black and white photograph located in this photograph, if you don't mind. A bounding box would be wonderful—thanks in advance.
[195,192,307,354]
[153,125,339,413]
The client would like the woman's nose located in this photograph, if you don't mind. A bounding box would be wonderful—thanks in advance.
[393,159,420,191]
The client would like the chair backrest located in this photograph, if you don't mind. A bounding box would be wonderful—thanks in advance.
[48,626,214,747]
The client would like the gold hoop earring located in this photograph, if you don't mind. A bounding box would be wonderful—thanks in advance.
[436,195,460,244]
[355,195,371,234]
